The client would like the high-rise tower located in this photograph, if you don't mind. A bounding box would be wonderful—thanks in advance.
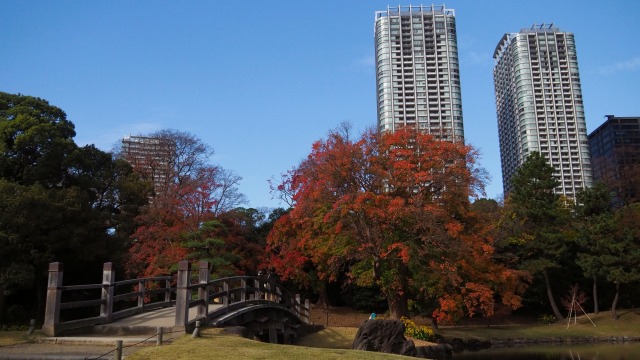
[589,115,640,204]
[122,135,175,194]
[493,24,592,198]
[375,5,464,142]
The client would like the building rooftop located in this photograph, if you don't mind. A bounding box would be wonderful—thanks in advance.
[520,23,559,33]
[375,4,454,20]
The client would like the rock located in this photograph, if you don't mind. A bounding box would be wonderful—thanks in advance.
[446,337,491,352]
[415,344,453,360]
[466,338,491,350]
[352,319,417,357]
[449,337,465,352]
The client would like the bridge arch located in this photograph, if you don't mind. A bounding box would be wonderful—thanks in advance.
[42,260,310,341]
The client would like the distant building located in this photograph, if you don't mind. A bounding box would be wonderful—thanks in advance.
[374,4,464,142]
[121,135,175,194]
[493,24,592,199]
[588,115,640,204]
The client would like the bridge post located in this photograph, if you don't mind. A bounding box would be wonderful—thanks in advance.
[164,277,171,305]
[42,262,64,336]
[304,299,310,324]
[175,260,191,327]
[295,294,301,319]
[100,262,115,323]
[253,278,261,300]
[223,281,229,307]
[240,278,247,301]
[197,261,209,321]
[137,279,145,311]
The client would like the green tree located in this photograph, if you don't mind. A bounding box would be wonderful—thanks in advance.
[502,152,570,320]
[575,182,613,314]
[182,220,241,278]
[575,189,640,320]
[0,92,149,322]
[0,92,76,186]
[606,203,640,319]
[181,208,271,278]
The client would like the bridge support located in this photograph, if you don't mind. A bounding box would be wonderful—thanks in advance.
[42,262,64,336]
[174,260,191,330]
[197,261,210,321]
[101,263,115,323]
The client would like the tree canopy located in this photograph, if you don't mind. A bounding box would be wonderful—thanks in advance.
[119,129,250,277]
[268,126,524,320]
[500,152,574,320]
[0,92,149,322]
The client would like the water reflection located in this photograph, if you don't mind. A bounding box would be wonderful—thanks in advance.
[453,343,640,360]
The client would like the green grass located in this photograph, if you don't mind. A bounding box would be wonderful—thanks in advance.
[4,310,638,359]
[297,327,359,349]
[438,309,640,341]
[126,328,406,360]
[0,331,38,346]
[125,310,640,359]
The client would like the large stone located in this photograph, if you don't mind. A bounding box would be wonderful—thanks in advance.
[415,344,453,360]
[352,320,416,357]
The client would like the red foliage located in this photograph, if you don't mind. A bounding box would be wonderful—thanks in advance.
[267,127,526,318]
[125,168,219,278]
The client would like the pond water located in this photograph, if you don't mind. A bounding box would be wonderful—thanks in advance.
[453,343,640,360]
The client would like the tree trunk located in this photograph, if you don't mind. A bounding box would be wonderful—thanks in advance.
[314,281,330,309]
[385,263,409,320]
[592,275,599,314]
[543,269,564,320]
[386,290,409,320]
[36,276,47,323]
[0,285,5,323]
[611,282,620,320]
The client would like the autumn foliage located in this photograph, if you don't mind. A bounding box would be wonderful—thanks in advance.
[268,127,525,320]
[122,130,251,278]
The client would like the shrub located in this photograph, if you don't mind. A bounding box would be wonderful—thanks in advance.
[401,316,435,341]
[537,314,556,324]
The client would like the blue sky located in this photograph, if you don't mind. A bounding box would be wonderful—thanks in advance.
[2,1,639,208]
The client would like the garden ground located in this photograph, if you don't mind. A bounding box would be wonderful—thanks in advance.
[1,307,638,359]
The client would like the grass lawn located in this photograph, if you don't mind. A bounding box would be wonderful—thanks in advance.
[125,310,640,360]
[126,328,407,360]
[297,327,360,349]
[3,309,638,359]
[438,309,640,341]
[0,331,37,346]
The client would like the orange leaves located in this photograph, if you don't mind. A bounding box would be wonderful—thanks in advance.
[460,282,495,318]
[384,243,411,264]
[433,294,464,324]
[265,125,526,318]
[444,221,463,237]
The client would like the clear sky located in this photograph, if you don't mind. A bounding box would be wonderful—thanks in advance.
[2,1,639,209]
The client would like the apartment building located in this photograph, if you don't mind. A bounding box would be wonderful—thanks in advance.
[122,135,175,194]
[493,24,592,198]
[375,5,464,142]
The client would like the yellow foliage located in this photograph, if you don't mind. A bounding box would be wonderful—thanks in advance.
[400,317,435,341]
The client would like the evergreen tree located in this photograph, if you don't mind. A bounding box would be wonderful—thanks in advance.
[503,152,570,320]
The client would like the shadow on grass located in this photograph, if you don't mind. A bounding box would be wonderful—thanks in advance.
[297,327,358,349]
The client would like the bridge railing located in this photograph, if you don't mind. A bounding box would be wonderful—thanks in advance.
[42,260,310,336]
[42,262,173,336]
[175,260,309,331]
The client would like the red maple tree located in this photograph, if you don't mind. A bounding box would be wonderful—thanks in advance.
[268,126,525,320]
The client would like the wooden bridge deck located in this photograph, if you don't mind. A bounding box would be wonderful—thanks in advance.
[91,305,223,335]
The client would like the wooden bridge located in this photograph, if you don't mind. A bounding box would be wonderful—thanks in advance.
[42,260,310,343]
